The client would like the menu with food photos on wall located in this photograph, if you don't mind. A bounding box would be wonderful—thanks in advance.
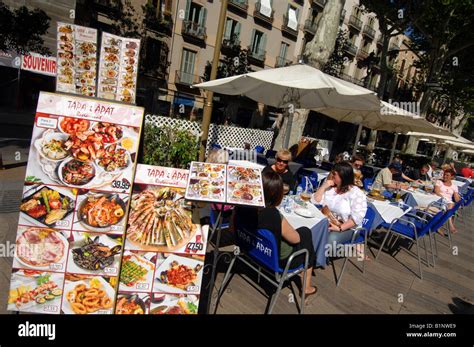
[97,32,140,104]
[56,22,98,97]
[7,91,144,315]
[116,164,208,314]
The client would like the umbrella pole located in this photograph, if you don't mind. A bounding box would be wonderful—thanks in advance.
[352,124,363,156]
[198,0,228,161]
[283,108,293,149]
[389,133,399,163]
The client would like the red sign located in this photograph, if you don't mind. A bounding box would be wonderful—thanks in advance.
[21,53,56,77]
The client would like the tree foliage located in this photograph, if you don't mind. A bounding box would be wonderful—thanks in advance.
[0,1,51,55]
[322,29,349,77]
[203,46,250,81]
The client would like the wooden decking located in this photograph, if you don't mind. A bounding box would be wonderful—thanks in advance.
[0,166,472,314]
[202,209,474,314]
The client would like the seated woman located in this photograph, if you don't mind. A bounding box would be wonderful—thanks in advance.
[262,149,296,194]
[434,168,461,233]
[312,162,368,254]
[233,170,317,298]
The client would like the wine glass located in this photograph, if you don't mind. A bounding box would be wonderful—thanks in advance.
[300,178,313,208]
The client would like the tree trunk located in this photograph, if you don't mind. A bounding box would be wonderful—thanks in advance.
[281,0,344,149]
[377,19,390,99]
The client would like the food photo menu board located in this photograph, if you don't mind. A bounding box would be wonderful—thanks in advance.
[7,92,144,314]
[56,22,98,97]
[98,32,140,104]
[185,162,265,207]
[117,164,208,314]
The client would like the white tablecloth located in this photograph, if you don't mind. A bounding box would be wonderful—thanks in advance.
[402,188,441,208]
[369,200,410,224]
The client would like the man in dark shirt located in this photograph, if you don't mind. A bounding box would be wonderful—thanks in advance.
[262,149,296,193]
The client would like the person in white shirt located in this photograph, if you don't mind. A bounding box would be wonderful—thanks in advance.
[312,162,368,245]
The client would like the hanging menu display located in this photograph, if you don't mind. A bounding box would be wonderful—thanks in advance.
[117,164,208,314]
[185,162,265,207]
[7,92,144,314]
[98,32,140,104]
[56,22,98,97]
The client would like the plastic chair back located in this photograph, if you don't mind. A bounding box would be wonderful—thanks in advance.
[363,177,374,191]
[235,227,280,272]
[265,150,277,158]
[255,145,265,154]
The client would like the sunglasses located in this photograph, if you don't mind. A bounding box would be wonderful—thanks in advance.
[276,158,289,164]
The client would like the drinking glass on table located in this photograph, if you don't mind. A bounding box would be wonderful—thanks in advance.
[300,178,313,208]
[283,183,290,195]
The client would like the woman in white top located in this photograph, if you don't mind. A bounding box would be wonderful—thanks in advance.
[312,162,368,245]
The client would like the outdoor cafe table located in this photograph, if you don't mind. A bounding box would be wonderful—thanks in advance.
[401,188,442,209]
[267,158,304,176]
[279,198,329,267]
[368,199,411,229]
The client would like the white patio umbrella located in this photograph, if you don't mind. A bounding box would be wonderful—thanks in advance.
[194,64,380,148]
[322,101,450,160]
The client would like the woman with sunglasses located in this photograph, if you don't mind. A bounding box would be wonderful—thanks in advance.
[312,162,368,245]
[263,149,296,194]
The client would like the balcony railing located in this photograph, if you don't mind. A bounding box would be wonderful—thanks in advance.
[282,14,298,37]
[254,1,274,23]
[175,70,201,86]
[362,24,375,39]
[344,42,358,56]
[304,19,318,35]
[313,0,327,7]
[221,35,241,54]
[228,0,248,12]
[357,48,369,60]
[247,46,266,62]
[275,56,292,68]
[348,15,363,31]
[182,20,207,41]
[145,15,173,36]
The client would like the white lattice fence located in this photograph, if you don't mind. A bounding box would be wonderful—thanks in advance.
[145,115,202,139]
[207,124,274,154]
[145,115,274,157]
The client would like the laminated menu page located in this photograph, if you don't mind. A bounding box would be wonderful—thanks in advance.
[185,162,265,207]
[98,32,140,104]
[117,164,208,314]
[56,22,98,97]
[7,91,144,314]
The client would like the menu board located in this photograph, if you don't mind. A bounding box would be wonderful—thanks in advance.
[7,92,144,314]
[185,162,265,207]
[98,32,140,104]
[116,164,208,314]
[56,22,98,97]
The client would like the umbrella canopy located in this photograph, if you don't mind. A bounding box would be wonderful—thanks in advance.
[461,149,474,154]
[194,64,380,111]
[321,101,450,135]
[407,132,471,143]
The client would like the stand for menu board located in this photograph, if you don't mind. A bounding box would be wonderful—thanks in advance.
[184,161,265,314]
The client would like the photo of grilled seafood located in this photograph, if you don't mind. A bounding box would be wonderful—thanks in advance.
[127,187,197,251]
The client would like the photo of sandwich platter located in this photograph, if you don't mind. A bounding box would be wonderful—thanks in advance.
[97,32,140,104]
[7,91,145,314]
[185,161,265,207]
[118,164,208,314]
[56,22,98,97]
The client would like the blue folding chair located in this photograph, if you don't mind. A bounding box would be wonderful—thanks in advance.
[211,143,222,149]
[214,227,309,314]
[375,207,445,279]
[430,200,463,250]
[331,206,377,286]
[255,145,265,154]
[363,177,374,192]
[265,150,277,158]
[298,171,319,190]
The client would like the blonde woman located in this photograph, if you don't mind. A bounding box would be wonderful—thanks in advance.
[263,149,296,194]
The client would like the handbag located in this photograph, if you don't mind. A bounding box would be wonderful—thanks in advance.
[321,206,342,227]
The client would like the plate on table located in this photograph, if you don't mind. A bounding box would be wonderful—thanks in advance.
[294,208,316,218]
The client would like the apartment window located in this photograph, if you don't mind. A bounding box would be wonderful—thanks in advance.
[279,42,289,59]
[250,29,266,55]
[224,18,241,42]
[180,49,196,84]
[353,6,362,18]
[257,0,273,18]
[286,5,299,31]
[367,16,375,27]
[309,7,320,24]
[185,0,207,25]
